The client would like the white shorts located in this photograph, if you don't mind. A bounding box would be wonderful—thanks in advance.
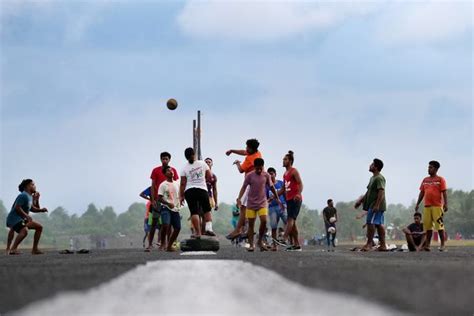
[242,185,250,207]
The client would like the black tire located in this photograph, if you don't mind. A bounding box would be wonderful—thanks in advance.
[180,237,220,252]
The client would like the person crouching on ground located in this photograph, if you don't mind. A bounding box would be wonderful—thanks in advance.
[6,179,48,255]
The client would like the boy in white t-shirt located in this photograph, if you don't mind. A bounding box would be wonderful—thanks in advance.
[179,147,216,238]
[158,165,181,252]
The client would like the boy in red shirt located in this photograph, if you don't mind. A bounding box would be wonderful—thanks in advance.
[415,160,448,252]
[146,152,179,252]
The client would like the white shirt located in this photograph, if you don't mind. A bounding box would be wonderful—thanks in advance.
[158,180,180,212]
[180,160,209,192]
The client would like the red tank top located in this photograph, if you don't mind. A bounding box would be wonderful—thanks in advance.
[284,168,302,201]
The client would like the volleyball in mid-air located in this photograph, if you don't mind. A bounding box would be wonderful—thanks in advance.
[167,98,178,110]
[328,227,336,234]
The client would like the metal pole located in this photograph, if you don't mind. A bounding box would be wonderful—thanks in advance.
[193,119,197,154]
[197,110,202,160]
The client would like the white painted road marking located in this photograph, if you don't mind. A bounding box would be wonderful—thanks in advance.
[17,260,399,316]
[180,251,217,256]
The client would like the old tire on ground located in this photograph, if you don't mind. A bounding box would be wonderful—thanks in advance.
[180,237,220,252]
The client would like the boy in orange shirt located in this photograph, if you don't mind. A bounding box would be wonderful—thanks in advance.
[415,160,448,252]
[225,139,262,240]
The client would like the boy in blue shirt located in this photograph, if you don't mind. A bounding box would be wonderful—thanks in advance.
[266,167,287,251]
[6,179,48,255]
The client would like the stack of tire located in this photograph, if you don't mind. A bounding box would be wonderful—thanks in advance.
[180,236,220,252]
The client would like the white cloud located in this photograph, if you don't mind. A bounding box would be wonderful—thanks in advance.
[177,0,379,41]
[375,1,473,45]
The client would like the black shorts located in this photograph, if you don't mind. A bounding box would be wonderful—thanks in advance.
[287,199,302,220]
[185,188,211,216]
[11,221,27,233]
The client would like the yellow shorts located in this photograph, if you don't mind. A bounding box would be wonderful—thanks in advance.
[423,206,444,231]
[246,207,268,219]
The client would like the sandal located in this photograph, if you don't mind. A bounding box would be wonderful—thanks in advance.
[76,249,90,254]
[59,249,74,254]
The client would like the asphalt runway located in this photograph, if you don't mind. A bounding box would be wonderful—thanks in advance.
[1,244,473,315]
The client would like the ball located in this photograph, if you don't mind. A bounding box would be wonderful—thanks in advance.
[328,226,336,234]
[167,98,178,110]
[329,216,337,223]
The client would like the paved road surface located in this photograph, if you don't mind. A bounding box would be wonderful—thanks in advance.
[1,245,473,315]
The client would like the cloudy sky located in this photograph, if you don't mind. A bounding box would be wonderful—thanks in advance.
[1,0,472,214]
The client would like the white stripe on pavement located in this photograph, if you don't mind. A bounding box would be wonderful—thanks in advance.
[17,260,399,316]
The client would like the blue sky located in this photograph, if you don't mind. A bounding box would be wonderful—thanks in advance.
[1,0,472,214]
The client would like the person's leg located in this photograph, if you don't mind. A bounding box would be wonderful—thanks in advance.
[6,228,15,253]
[228,187,249,237]
[269,207,278,249]
[185,189,202,238]
[325,225,331,247]
[376,225,387,251]
[331,230,337,248]
[147,215,158,248]
[405,233,417,251]
[191,214,201,237]
[247,218,256,251]
[434,207,446,250]
[10,226,28,254]
[257,211,268,250]
[26,221,43,254]
[167,212,181,252]
[284,218,295,242]
[292,222,300,247]
[423,207,434,250]
[363,224,375,251]
[362,209,376,251]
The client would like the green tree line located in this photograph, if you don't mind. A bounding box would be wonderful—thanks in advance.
[0,189,472,246]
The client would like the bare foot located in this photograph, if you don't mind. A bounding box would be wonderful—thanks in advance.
[360,244,372,252]
[32,250,44,255]
[9,250,21,255]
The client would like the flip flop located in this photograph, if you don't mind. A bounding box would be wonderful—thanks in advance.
[59,249,74,254]
[76,249,90,254]
[8,250,21,255]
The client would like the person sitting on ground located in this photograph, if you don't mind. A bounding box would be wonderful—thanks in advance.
[6,179,48,255]
[403,212,425,252]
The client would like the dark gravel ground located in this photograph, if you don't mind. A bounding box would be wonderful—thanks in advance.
[1,244,473,315]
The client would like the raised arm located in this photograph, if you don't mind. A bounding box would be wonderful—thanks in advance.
[226,149,247,156]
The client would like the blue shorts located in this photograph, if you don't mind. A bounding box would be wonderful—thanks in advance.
[269,205,288,229]
[287,199,302,220]
[160,207,181,230]
[366,208,384,226]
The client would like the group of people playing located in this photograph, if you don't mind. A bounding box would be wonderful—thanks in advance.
[4,137,449,254]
